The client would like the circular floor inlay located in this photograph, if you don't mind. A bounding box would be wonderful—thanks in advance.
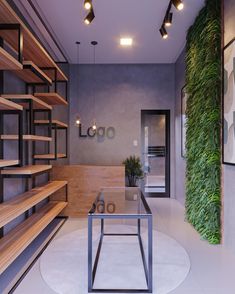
[40,225,190,294]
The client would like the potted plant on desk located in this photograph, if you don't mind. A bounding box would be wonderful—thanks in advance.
[123,155,144,187]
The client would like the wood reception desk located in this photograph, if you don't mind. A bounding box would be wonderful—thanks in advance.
[51,165,125,217]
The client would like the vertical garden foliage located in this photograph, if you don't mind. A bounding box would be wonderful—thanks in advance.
[185,0,221,244]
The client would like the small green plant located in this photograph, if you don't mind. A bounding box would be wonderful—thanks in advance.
[123,155,144,187]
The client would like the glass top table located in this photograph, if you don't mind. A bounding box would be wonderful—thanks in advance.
[88,187,153,293]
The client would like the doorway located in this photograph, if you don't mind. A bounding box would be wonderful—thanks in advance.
[141,110,170,197]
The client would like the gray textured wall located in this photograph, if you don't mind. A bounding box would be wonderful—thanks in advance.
[69,64,176,197]
[174,49,186,205]
[223,0,235,253]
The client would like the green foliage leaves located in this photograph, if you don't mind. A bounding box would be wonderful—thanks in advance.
[185,0,221,244]
[123,155,144,187]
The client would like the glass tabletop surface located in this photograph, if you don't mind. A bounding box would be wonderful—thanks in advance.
[89,187,152,215]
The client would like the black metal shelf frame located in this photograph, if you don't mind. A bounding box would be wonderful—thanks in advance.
[0,109,23,166]
[0,23,23,63]
[34,119,68,161]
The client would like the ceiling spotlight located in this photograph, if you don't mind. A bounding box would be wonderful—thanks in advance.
[159,26,168,39]
[84,8,95,25]
[171,0,184,11]
[84,0,92,10]
[120,38,133,46]
[164,12,173,27]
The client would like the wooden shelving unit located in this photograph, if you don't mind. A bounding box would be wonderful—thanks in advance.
[14,61,52,84]
[34,153,66,160]
[0,97,23,111]
[0,201,67,275]
[0,46,22,71]
[0,0,69,283]
[0,160,19,168]
[1,134,52,141]
[0,0,68,82]
[0,181,67,228]
[1,165,52,176]
[34,93,68,106]
[34,120,68,128]
[2,94,52,110]
[0,97,23,166]
[1,134,51,141]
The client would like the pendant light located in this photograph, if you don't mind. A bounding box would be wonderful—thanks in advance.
[75,41,81,127]
[91,41,98,131]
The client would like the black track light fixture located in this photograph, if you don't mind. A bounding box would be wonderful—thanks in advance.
[164,12,173,27]
[159,26,168,39]
[171,0,184,11]
[84,8,95,25]
[84,0,92,10]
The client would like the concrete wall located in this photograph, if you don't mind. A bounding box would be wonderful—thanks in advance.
[223,0,235,253]
[174,49,186,205]
[69,64,176,197]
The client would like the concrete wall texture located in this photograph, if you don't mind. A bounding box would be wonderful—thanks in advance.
[174,49,186,205]
[69,64,176,197]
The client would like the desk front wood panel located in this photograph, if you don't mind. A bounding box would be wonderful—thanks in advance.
[51,165,125,217]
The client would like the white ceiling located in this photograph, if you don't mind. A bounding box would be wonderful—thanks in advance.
[20,0,205,64]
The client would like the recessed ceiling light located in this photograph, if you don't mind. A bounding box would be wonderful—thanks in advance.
[120,38,133,46]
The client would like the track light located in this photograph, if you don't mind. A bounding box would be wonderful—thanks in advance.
[164,12,173,27]
[84,0,92,10]
[171,0,184,11]
[84,8,95,25]
[159,26,168,39]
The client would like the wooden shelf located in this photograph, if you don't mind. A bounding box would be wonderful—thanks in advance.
[0,181,67,228]
[0,0,68,81]
[34,154,66,160]
[34,119,68,128]
[1,165,52,176]
[0,97,23,111]
[0,46,22,71]
[0,160,19,168]
[1,135,52,141]
[34,93,68,106]
[2,94,52,110]
[0,201,67,274]
[14,61,52,84]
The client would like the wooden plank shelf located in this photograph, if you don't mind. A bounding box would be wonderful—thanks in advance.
[2,94,52,110]
[0,46,22,71]
[0,97,23,111]
[1,165,52,176]
[0,201,67,274]
[1,135,52,141]
[0,0,68,81]
[34,154,66,160]
[34,93,68,106]
[0,160,19,168]
[14,61,52,84]
[34,120,68,128]
[0,181,68,228]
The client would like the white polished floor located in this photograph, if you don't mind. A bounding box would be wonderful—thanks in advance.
[15,198,235,294]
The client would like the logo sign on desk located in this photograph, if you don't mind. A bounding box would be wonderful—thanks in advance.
[78,124,116,139]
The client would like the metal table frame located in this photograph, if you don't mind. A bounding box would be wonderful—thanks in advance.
[88,192,153,293]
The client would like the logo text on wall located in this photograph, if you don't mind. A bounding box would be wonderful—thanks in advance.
[78,124,116,139]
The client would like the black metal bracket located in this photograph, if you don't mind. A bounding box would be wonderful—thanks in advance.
[39,67,68,100]
[0,23,23,63]
[34,119,68,161]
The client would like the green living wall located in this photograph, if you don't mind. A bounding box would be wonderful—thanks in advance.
[185,0,221,244]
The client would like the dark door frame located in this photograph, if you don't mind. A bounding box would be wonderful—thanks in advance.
[141,110,170,198]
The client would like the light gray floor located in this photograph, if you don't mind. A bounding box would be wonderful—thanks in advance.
[15,198,235,294]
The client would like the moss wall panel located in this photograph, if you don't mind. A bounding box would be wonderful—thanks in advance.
[185,0,221,244]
